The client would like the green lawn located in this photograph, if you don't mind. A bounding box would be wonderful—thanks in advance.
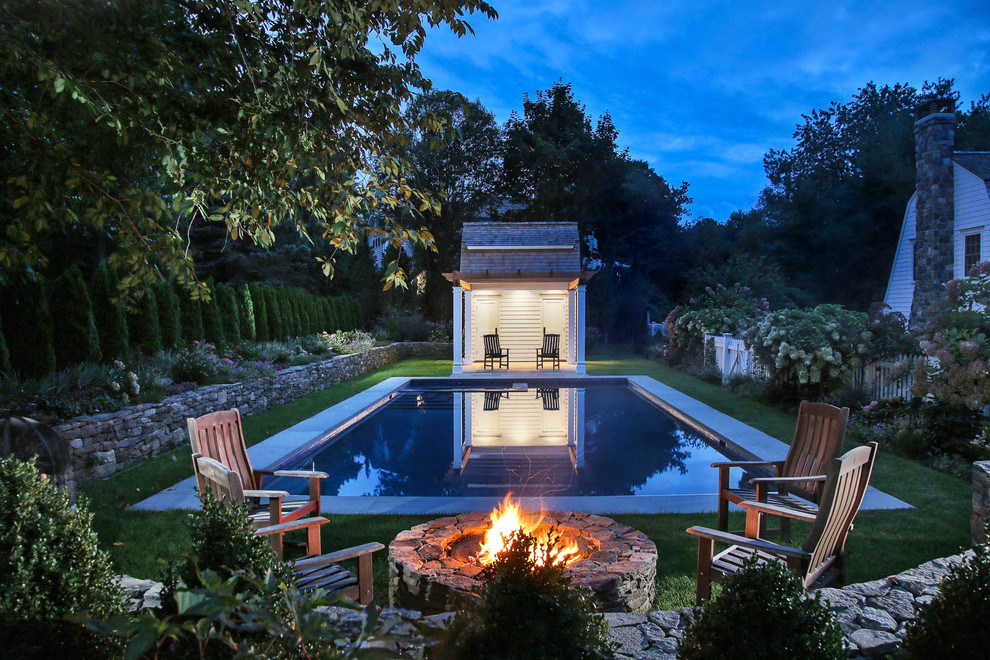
[83,350,973,610]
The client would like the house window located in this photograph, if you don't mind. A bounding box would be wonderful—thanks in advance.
[964,233,981,274]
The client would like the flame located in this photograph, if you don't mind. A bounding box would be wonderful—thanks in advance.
[475,494,582,567]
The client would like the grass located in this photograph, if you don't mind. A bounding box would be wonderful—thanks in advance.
[82,349,973,611]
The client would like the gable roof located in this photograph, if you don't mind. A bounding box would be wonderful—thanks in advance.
[955,152,990,198]
[458,222,581,273]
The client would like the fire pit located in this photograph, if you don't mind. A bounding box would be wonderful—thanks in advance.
[388,500,657,614]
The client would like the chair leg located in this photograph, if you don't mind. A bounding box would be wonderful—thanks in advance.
[307,522,322,556]
[696,536,714,604]
[717,467,729,531]
[357,552,374,605]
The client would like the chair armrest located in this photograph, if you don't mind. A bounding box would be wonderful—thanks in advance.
[739,500,817,523]
[293,542,386,568]
[711,460,784,470]
[748,474,827,485]
[686,526,810,560]
[254,516,331,537]
[243,488,290,499]
[256,469,329,479]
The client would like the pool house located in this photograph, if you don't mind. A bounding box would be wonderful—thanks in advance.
[444,222,596,374]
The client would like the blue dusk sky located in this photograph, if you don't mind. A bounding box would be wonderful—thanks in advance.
[416,0,990,222]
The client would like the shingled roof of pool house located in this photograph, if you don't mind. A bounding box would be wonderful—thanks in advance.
[443,222,596,374]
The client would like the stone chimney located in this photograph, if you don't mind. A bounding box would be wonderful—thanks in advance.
[910,99,956,323]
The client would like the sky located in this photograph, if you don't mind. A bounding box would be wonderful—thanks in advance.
[414,0,990,222]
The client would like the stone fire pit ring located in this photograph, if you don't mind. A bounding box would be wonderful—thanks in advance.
[388,510,657,614]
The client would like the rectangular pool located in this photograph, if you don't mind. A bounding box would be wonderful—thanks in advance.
[267,378,745,498]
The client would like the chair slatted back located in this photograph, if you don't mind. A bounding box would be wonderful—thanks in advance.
[483,391,505,411]
[780,402,849,502]
[192,453,246,504]
[188,409,256,489]
[541,332,560,357]
[483,331,502,357]
[538,388,560,410]
[801,442,877,582]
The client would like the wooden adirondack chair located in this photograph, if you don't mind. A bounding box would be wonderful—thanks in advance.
[193,454,383,604]
[483,329,509,369]
[188,408,325,525]
[688,442,878,604]
[712,401,849,538]
[535,328,560,369]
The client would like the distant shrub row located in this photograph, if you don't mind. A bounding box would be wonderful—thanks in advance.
[0,267,362,378]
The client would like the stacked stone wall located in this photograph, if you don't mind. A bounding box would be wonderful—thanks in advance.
[56,342,450,490]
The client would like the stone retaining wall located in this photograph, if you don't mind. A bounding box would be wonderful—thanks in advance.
[57,342,450,490]
[122,552,969,658]
[973,461,990,545]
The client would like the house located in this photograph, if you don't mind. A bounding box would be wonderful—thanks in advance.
[443,222,596,373]
[884,99,989,321]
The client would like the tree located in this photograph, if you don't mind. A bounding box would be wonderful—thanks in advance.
[90,265,129,359]
[248,283,268,341]
[215,283,241,345]
[0,276,55,378]
[126,290,162,354]
[263,287,283,340]
[500,82,689,340]
[153,280,182,349]
[0,311,11,375]
[1,0,496,301]
[755,79,988,309]
[403,91,502,319]
[236,284,255,341]
[201,282,225,347]
[176,285,204,344]
[50,265,101,366]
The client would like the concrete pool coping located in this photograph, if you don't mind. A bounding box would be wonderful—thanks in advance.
[132,374,910,515]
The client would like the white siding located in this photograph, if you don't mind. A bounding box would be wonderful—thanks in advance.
[468,389,570,447]
[883,193,916,318]
[470,289,569,363]
[954,163,989,277]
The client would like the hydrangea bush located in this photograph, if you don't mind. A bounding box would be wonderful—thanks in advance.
[910,261,990,409]
[664,283,770,363]
[743,304,871,393]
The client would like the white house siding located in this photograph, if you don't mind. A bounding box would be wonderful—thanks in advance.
[883,192,917,318]
[954,163,989,277]
[470,288,570,363]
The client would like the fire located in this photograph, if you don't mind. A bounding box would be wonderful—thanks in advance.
[475,494,582,567]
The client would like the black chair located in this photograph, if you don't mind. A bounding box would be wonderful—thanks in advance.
[536,388,559,411]
[483,391,509,411]
[483,329,509,369]
[535,328,560,369]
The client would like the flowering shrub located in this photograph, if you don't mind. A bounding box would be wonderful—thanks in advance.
[319,329,374,354]
[911,261,990,409]
[664,283,769,363]
[744,304,870,393]
[172,341,275,385]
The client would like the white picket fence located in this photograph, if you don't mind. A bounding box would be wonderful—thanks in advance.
[705,333,916,401]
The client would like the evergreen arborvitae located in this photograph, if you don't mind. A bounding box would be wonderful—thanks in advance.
[0,311,12,374]
[328,297,342,331]
[320,299,333,333]
[1,277,56,378]
[249,283,268,341]
[264,287,283,339]
[90,265,129,359]
[237,284,255,341]
[216,284,241,345]
[282,289,299,337]
[153,281,182,349]
[350,297,363,329]
[177,285,204,344]
[201,281,225,347]
[126,291,162,354]
[51,265,101,367]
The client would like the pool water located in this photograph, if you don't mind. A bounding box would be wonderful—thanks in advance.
[268,380,742,498]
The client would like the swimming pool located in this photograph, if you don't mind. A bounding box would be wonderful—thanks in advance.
[267,378,746,498]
